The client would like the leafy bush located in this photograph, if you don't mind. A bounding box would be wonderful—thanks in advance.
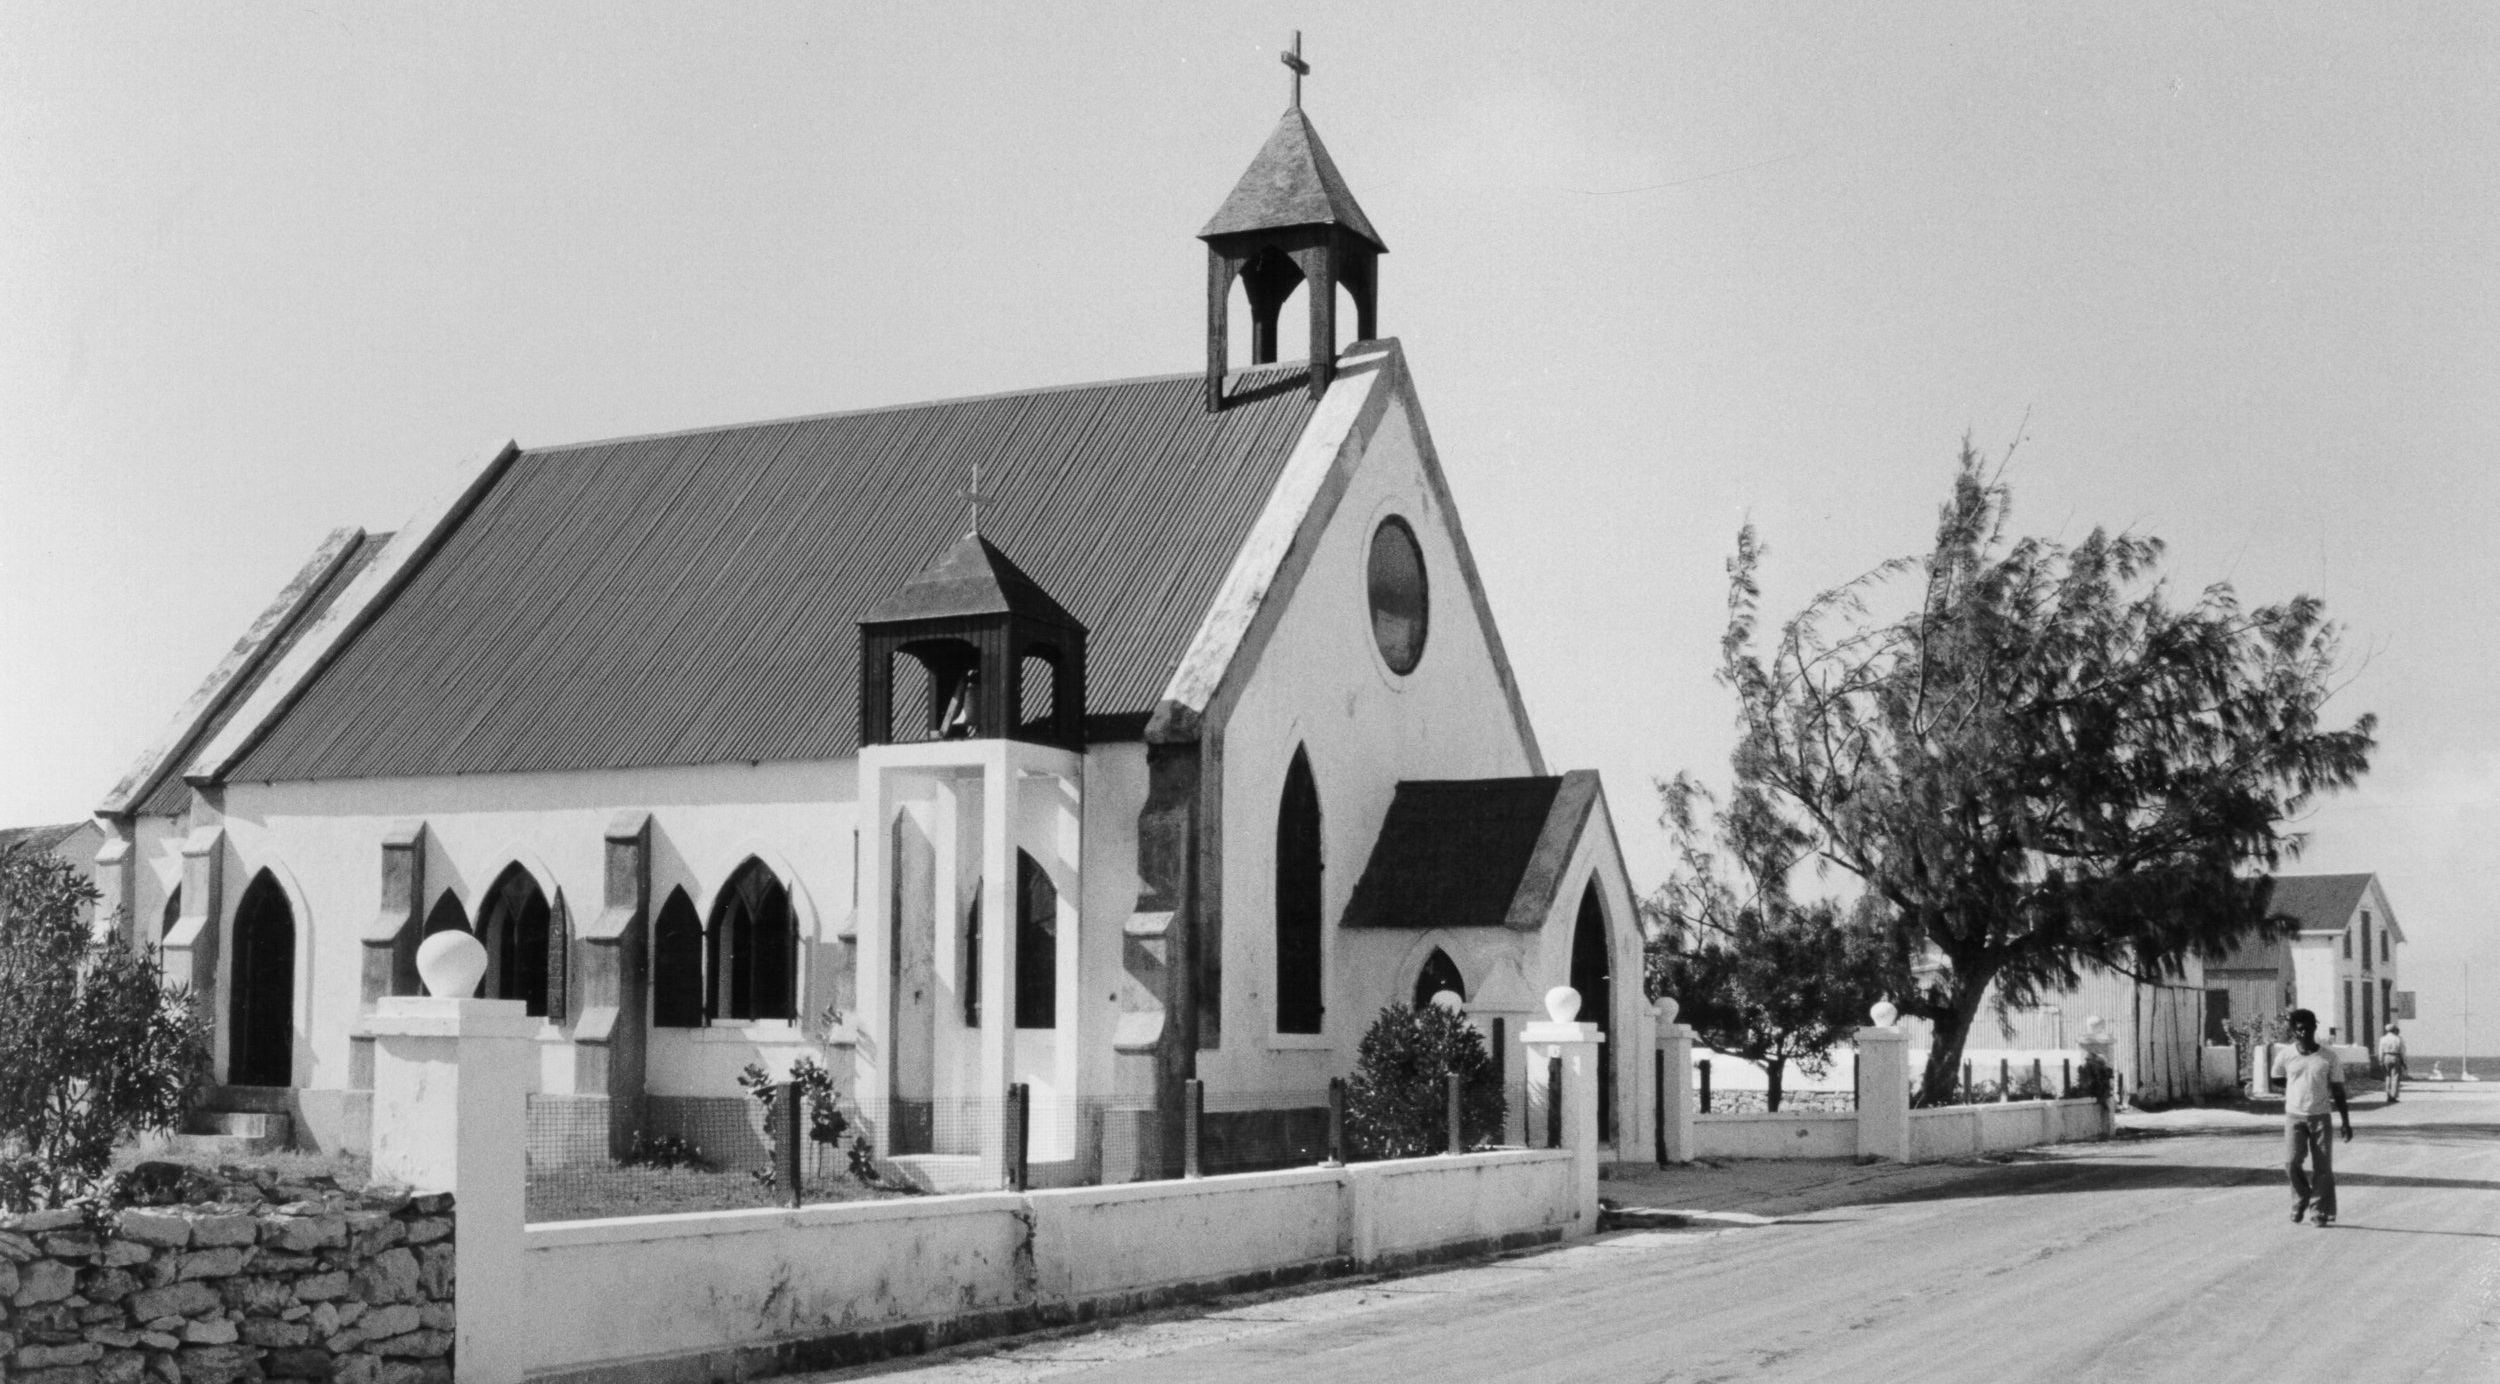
[1345,1002,1506,1160]
[0,844,211,1210]
[740,1056,880,1186]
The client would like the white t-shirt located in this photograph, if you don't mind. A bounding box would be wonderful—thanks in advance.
[2274,1044,2344,1117]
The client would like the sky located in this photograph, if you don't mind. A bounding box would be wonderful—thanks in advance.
[3,5,2494,1050]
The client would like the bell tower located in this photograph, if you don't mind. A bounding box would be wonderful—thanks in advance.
[1201,35,1387,410]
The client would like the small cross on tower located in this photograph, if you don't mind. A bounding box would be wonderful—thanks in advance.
[961,463,987,534]
[1280,31,1309,109]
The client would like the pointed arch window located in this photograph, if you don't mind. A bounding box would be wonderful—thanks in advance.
[710,859,797,1022]
[1016,851,1057,1029]
[159,885,182,949]
[652,888,705,1028]
[1412,948,1466,1011]
[1276,747,1325,1035]
[478,866,557,1020]
[424,891,470,939]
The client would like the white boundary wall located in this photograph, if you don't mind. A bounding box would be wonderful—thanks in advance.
[1688,1098,2107,1164]
[518,1151,1575,1381]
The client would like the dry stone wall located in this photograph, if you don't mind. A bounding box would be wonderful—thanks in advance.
[0,1167,455,1384]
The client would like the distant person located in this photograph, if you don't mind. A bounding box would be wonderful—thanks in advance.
[2273,1008,2354,1227]
[2378,1024,2408,1103]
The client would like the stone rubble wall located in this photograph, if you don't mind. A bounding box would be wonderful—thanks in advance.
[0,1170,455,1384]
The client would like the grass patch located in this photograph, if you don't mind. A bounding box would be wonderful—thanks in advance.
[525,1167,912,1222]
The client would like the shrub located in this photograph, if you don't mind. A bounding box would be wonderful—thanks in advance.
[740,1055,880,1186]
[1344,1002,1506,1159]
[0,844,211,1210]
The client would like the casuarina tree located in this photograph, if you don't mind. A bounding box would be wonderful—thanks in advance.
[1643,774,1895,1111]
[0,844,210,1210]
[1713,445,2374,1104]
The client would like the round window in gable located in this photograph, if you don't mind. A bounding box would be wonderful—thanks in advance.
[1366,516,1429,675]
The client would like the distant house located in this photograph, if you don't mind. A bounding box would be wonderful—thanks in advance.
[2206,872,2406,1051]
[1957,961,2216,1106]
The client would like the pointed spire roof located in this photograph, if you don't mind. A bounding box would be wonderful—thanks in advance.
[862,531,1084,629]
[1199,107,1387,253]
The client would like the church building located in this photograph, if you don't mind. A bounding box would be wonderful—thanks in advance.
[90,89,1654,1186]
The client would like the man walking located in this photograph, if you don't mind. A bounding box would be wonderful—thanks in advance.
[2378,1023,2407,1104]
[2273,1008,2353,1227]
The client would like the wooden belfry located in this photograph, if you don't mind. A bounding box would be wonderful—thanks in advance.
[859,524,1088,753]
[1201,33,1387,410]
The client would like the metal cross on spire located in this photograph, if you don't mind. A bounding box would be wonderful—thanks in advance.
[962,462,987,534]
[1280,30,1309,109]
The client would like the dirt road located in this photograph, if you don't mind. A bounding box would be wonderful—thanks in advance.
[809,1086,2500,1384]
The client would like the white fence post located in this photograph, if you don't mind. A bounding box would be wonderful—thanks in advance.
[1655,998,1695,1165]
[1521,986,1605,1234]
[1855,1003,1911,1164]
[368,933,535,1384]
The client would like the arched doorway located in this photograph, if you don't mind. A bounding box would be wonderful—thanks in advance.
[478,866,555,1019]
[228,871,295,1087]
[1412,948,1467,1010]
[1569,882,1613,1142]
[1275,747,1324,1035]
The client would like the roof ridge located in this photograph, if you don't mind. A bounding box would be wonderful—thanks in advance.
[524,363,1314,458]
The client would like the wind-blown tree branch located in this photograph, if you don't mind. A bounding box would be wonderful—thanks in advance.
[1717,446,2374,1105]
[1642,774,1896,1111]
[0,844,210,1210]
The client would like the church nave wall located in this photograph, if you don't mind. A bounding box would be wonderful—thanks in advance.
[212,759,866,1103]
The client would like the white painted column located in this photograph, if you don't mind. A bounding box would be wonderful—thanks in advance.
[1855,1004,1911,1164]
[979,744,1015,1184]
[853,760,890,1116]
[1521,986,1604,1236]
[367,933,534,1384]
[1655,998,1695,1165]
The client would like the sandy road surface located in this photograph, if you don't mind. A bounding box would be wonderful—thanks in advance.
[803,1085,2500,1384]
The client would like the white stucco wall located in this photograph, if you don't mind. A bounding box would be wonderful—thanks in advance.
[207,739,1151,1125]
[1204,390,1539,1095]
[512,1148,1579,1377]
[217,761,861,1096]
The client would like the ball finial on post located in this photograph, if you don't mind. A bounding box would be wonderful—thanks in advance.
[1544,986,1582,1024]
[1430,989,1465,1014]
[1869,999,1899,1029]
[1652,996,1680,1026]
[417,929,487,999]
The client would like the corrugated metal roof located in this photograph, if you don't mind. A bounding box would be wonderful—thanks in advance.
[2208,872,2382,971]
[0,821,100,859]
[1341,778,1568,931]
[2265,873,2375,934]
[225,365,1319,783]
[133,531,389,816]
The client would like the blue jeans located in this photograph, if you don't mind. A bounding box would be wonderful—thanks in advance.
[2285,1115,2336,1217]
